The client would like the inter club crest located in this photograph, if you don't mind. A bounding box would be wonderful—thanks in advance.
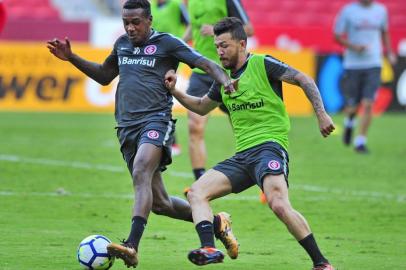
[147,130,159,139]
[268,160,281,170]
[144,45,157,55]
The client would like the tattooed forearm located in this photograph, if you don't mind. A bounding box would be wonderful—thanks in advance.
[279,67,300,86]
[300,78,326,115]
[280,68,325,115]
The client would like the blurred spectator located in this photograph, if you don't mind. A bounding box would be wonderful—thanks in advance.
[334,0,396,154]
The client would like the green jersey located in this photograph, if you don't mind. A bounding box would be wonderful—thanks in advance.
[188,0,250,74]
[151,0,187,38]
[220,54,290,152]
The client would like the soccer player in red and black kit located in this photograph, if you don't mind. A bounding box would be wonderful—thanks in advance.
[47,0,238,267]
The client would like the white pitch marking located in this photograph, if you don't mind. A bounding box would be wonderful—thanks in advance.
[0,154,125,173]
[0,154,404,203]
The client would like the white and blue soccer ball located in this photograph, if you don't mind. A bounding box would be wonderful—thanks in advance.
[77,235,115,270]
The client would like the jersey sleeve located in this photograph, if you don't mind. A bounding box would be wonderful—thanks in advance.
[226,0,250,24]
[334,6,348,34]
[381,6,388,31]
[107,37,120,62]
[207,81,222,102]
[264,55,288,81]
[166,35,203,68]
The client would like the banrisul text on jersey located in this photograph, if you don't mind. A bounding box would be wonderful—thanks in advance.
[228,99,264,112]
[118,57,156,67]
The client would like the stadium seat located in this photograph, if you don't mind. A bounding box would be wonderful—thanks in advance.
[241,0,405,29]
[4,0,60,19]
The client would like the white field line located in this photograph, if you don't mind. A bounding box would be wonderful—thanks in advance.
[0,154,124,172]
[0,154,405,203]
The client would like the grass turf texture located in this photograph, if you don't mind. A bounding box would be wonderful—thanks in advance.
[0,112,405,269]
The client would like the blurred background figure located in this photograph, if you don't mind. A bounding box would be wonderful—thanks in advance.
[334,0,397,154]
[150,0,191,156]
[151,0,189,40]
[184,0,254,191]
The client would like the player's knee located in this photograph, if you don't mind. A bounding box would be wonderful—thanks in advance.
[186,186,205,204]
[269,197,289,219]
[363,102,373,113]
[132,161,153,185]
[188,121,204,138]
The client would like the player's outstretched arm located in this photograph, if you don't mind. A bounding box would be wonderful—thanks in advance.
[193,58,235,94]
[47,37,118,86]
[164,70,219,116]
[279,67,335,137]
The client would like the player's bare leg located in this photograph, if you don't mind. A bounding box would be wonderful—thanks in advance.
[151,171,193,221]
[187,170,239,264]
[262,174,334,269]
[343,105,357,146]
[108,143,162,268]
[188,111,208,177]
[355,99,373,153]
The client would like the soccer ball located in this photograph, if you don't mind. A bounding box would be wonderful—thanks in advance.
[77,235,115,270]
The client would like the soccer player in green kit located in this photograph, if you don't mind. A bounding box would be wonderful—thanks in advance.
[184,0,254,186]
[165,17,336,270]
[150,0,189,40]
[150,0,191,155]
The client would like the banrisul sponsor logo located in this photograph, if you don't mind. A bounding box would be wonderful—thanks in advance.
[118,57,156,67]
[228,99,264,112]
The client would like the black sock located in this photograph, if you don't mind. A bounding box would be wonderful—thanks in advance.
[126,216,147,251]
[193,168,205,181]
[299,233,328,266]
[195,220,215,248]
[213,215,221,238]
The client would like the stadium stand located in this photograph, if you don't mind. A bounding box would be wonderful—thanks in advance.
[0,0,405,50]
[2,0,405,27]
[241,0,406,28]
[4,0,59,19]
[51,0,101,21]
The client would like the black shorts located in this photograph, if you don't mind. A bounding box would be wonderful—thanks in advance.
[187,72,229,114]
[187,72,213,97]
[341,67,381,106]
[213,141,289,193]
[116,120,176,173]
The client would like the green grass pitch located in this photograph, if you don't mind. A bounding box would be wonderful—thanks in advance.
[0,112,405,269]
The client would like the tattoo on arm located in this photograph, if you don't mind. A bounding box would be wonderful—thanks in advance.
[279,67,325,115]
[301,80,325,115]
[279,67,300,86]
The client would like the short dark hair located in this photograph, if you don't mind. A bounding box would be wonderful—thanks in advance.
[213,17,247,42]
[123,0,151,17]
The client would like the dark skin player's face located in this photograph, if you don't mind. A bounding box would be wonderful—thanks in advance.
[122,8,152,46]
[215,33,244,71]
